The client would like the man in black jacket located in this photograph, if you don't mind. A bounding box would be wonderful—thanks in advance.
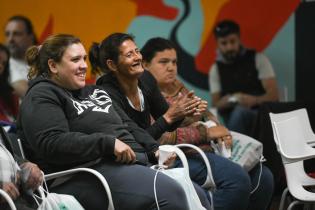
[208,19,279,136]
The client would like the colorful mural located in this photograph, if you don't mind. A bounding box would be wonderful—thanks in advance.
[128,0,299,89]
[0,0,300,99]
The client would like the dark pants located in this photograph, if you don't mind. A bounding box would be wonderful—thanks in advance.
[50,160,209,210]
[221,105,258,137]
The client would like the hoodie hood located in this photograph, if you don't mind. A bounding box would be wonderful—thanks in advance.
[96,72,118,87]
[27,75,54,94]
[27,75,84,98]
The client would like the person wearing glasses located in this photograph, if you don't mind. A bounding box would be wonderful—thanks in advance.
[209,20,279,136]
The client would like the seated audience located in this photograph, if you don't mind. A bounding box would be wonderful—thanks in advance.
[17,34,210,210]
[141,37,274,210]
[0,44,19,132]
[4,15,37,98]
[208,20,278,136]
[91,33,273,210]
[0,126,43,210]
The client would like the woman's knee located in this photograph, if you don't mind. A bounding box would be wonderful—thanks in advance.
[227,164,252,198]
[261,165,274,192]
[248,165,274,210]
[210,154,251,194]
[251,165,274,195]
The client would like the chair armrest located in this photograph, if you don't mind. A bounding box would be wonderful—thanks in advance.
[45,168,114,210]
[0,189,17,210]
[158,145,190,174]
[175,144,216,190]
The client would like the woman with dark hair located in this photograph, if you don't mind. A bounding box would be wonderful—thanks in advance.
[141,37,274,210]
[90,33,203,140]
[17,34,199,210]
[0,44,19,127]
[91,34,273,210]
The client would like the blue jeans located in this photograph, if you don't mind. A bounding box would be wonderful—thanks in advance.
[174,152,274,210]
[226,105,257,136]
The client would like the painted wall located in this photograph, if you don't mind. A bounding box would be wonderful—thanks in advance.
[0,0,299,102]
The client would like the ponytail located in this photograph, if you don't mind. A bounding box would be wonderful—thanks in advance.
[88,42,102,75]
[26,45,41,79]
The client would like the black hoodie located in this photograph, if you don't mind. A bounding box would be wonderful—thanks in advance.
[97,70,181,140]
[17,76,158,173]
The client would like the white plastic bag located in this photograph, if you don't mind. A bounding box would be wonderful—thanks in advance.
[34,174,85,210]
[202,120,264,171]
[37,192,85,210]
[159,168,206,210]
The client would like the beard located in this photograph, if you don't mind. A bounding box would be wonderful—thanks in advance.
[222,50,239,62]
[7,45,25,59]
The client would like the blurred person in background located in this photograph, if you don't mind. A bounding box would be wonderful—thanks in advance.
[4,15,37,98]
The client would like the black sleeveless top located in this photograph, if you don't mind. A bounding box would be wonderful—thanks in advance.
[217,50,265,97]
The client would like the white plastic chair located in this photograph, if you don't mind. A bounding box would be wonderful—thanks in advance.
[43,167,114,210]
[269,108,315,210]
[0,189,17,210]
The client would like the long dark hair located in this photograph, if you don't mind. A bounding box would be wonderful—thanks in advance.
[0,43,15,109]
[89,33,134,75]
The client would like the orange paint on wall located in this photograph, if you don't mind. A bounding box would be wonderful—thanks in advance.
[199,0,228,47]
[196,0,299,74]
[0,0,138,80]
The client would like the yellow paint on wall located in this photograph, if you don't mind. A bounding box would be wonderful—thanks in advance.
[200,0,229,46]
[0,0,137,45]
[0,0,137,79]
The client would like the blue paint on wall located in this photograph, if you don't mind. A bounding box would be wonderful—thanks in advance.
[175,0,204,55]
[127,0,295,104]
[264,14,295,101]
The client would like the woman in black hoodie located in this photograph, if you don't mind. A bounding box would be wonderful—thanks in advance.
[17,34,198,210]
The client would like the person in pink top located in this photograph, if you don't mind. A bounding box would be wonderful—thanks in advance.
[141,37,274,210]
[0,44,19,129]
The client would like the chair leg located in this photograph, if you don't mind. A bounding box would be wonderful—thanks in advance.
[287,200,301,210]
[279,188,289,210]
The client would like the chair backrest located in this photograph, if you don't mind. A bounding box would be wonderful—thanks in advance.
[269,109,315,202]
[269,108,315,163]
[0,189,17,210]
[0,127,115,210]
[0,127,24,158]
